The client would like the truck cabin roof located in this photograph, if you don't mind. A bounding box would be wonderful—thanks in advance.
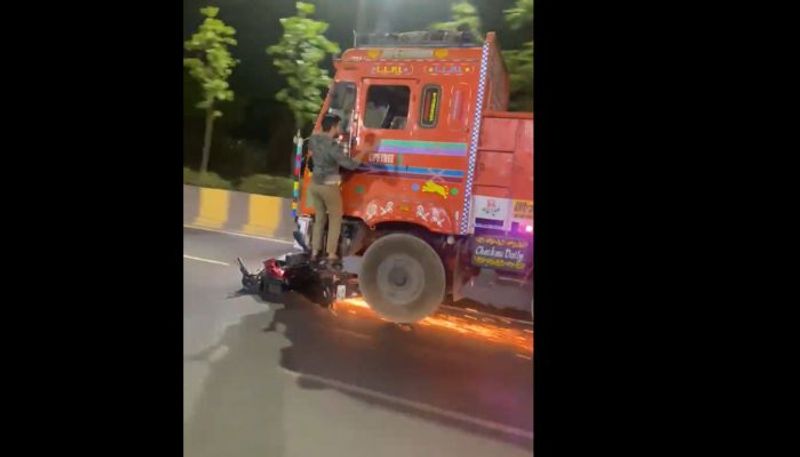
[330,31,510,113]
[354,30,481,48]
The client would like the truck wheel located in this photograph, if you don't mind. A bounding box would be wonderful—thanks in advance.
[359,233,446,323]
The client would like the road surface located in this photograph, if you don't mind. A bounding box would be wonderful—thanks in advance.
[184,227,533,457]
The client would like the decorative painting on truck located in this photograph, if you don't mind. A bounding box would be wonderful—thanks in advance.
[513,200,533,220]
[376,140,467,157]
[474,196,510,221]
[471,235,530,272]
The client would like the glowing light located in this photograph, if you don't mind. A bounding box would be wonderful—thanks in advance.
[333,298,533,354]
[338,298,370,309]
[525,225,533,233]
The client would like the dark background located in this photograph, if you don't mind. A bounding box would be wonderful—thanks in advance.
[182,0,532,180]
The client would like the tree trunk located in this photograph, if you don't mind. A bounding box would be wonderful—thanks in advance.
[200,103,215,174]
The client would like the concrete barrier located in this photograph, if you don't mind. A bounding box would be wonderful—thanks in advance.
[183,185,295,240]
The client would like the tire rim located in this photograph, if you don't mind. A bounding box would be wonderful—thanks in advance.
[375,253,426,307]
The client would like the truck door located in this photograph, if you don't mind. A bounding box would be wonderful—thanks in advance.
[356,77,420,155]
[324,81,357,152]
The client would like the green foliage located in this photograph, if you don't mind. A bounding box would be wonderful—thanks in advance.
[505,0,533,30]
[237,174,294,198]
[183,6,239,112]
[183,168,293,197]
[183,168,234,190]
[430,1,482,37]
[267,2,341,131]
[503,42,533,111]
[503,0,533,111]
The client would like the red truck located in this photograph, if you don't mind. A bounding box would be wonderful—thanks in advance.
[292,30,533,323]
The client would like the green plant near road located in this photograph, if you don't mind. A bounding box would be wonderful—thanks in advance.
[184,6,239,174]
[184,168,293,198]
[237,174,294,198]
[267,2,341,132]
[184,168,234,190]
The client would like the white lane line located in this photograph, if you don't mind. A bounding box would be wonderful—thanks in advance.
[183,254,231,267]
[280,368,533,441]
[183,224,295,245]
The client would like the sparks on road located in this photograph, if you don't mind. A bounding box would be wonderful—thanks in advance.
[334,298,533,354]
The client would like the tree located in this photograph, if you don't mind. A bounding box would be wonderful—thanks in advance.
[184,6,238,174]
[429,1,482,38]
[267,2,341,133]
[505,0,533,30]
[503,0,533,111]
[503,42,533,111]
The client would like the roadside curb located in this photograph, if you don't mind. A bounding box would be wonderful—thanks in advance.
[183,185,295,241]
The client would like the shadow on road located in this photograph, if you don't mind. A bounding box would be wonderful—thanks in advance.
[184,308,288,457]
[266,292,533,452]
[184,287,532,456]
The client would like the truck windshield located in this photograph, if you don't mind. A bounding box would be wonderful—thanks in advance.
[327,82,356,133]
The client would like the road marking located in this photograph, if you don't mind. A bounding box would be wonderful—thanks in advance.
[516,353,532,361]
[184,224,295,245]
[280,368,533,441]
[183,254,230,267]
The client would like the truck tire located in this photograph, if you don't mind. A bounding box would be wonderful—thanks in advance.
[359,233,446,323]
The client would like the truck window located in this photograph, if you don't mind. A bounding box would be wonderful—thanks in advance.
[364,85,410,130]
[419,85,441,128]
[326,82,356,133]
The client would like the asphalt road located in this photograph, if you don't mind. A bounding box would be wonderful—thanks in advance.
[183,227,533,457]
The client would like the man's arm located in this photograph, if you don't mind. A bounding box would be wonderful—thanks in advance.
[306,137,317,159]
[330,142,368,170]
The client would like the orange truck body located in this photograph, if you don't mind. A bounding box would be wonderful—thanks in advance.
[296,32,532,291]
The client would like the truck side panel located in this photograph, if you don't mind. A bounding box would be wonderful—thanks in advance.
[471,112,533,233]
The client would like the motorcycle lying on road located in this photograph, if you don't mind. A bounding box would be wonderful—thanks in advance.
[236,231,360,307]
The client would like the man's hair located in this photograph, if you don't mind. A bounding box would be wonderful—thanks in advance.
[321,114,341,132]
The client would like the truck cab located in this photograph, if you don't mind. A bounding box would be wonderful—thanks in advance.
[295,31,533,323]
